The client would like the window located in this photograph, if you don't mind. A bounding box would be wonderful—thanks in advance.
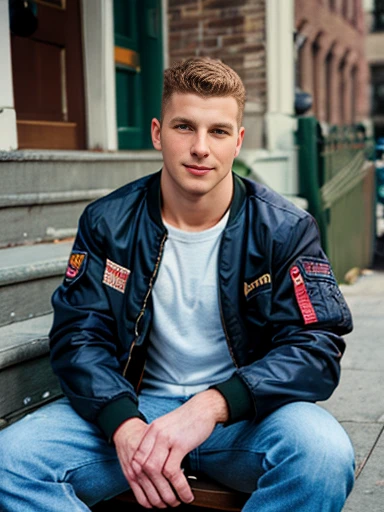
[374,0,384,31]
[372,66,384,115]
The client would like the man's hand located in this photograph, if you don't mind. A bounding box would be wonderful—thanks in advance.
[113,417,155,508]
[114,389,229,508]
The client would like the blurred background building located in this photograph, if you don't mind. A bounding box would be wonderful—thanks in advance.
[365,0,384,138]
[295,0,369,126]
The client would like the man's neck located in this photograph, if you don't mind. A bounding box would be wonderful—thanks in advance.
[160,174,233,232]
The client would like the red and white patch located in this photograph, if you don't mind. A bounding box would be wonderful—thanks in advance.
[303,261,331,276]
[102,259,130,293]
[290,266,318,325]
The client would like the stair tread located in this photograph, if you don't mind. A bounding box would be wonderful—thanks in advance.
[0,242,72,286]
[0,314,53,369]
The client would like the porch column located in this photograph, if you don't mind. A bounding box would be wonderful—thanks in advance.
[81,0,117,150]
[328,43,345,125]
[334,0,343,14]
[265,0,298,195]
[299,37,315,113]
[355,58,370,122]
[0,3,18,151]
[313,33,333,122]
[341,51,358,125]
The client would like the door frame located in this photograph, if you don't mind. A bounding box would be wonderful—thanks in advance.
[0,3,17,151]
[81,0,169,152]
[1,0,168,152]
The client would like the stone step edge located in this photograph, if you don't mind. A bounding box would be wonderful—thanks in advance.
[0,149,163,162]
[0,314,53,370]
[0,189,113,208]
[0,242,72,287]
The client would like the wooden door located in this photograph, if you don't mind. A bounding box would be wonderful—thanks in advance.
[10,0,86,150]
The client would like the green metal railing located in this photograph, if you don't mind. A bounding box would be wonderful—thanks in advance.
[297,117,376,281]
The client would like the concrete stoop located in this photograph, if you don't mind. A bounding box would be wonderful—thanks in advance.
[0,313,60,429]
[0,150,162,247]
[0,150,162,429]
[0,242,72,326]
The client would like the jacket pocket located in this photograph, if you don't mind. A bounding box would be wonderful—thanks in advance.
[291,257,352,330]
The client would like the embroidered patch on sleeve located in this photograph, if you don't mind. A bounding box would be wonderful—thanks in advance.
[303,260,332,277]
[244,273,271,297]
[290,266,318,324]
[102,259,130,293]
[65,251,87,281]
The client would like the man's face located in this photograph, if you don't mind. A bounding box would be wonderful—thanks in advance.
[151,93,245,201]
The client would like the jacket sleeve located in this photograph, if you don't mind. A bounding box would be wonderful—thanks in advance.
[215,214,352,424]
[49,207,144,440]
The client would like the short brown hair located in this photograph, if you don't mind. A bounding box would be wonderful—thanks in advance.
[161,57,246,126]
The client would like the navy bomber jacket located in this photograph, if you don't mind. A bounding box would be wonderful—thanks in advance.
[49,171,353,440]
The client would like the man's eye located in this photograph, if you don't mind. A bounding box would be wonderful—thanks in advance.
[212,129,228,135]
[176,124,191,131]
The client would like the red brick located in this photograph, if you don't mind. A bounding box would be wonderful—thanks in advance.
[169,19,200,32]
[169,0,197,7]
[203,0,247,8]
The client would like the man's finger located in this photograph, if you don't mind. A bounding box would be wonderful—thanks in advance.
[163,449,194,504]
[132,459,169,508]
[133,424,160,466]
[129,479,153,509]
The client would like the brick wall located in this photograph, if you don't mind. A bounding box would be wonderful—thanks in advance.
[168,0,267,111]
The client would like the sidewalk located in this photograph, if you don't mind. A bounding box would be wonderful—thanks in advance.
[322,269,384,511]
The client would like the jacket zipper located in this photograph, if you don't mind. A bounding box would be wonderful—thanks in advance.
[217,238,239,369]
[123,233,168,378]
[218,291,239,369]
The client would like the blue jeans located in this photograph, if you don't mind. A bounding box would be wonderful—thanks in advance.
[0,395,354,511]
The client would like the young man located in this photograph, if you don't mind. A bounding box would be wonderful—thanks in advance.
[0,58,354,511]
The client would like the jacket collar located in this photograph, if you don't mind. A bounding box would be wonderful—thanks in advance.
[147,169,247,228]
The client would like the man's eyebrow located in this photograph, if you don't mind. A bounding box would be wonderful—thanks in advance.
[169,117,235,130]
[211,122,235,131]
[169,117,194,125]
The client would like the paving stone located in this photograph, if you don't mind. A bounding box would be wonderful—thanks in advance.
[343,428,384,512]
[322,368,384,423]
[339,422,384,477]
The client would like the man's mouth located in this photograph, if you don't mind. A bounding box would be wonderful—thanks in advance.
[183,164,214,176]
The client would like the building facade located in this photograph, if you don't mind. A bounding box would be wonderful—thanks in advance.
[295,0,370,127]
[1,0,299,197]
[365,0,384,138]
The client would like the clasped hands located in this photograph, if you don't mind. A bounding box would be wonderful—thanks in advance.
[113,389,229,509]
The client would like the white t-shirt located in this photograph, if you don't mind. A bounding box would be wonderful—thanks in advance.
[141,211,235,397]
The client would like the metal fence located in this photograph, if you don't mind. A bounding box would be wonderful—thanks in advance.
[297,117,376,282]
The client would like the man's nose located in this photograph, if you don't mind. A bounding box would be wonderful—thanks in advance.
[190,133,210,158]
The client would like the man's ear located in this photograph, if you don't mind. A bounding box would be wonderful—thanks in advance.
[151,118,162,151]
[234,127,245,158]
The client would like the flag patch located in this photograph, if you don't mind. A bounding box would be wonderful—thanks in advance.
[103,259,130,293]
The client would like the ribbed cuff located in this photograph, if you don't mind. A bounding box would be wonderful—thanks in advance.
[97,396,145,442]
[211,374,255,424]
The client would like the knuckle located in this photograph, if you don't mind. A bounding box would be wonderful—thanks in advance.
[163,467,179,481]
[143,460,158,475]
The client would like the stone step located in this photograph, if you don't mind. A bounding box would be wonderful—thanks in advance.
[0,189,110,247]
[0,314,62,427]
[0,150,162,195]
[0,242,72,327]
